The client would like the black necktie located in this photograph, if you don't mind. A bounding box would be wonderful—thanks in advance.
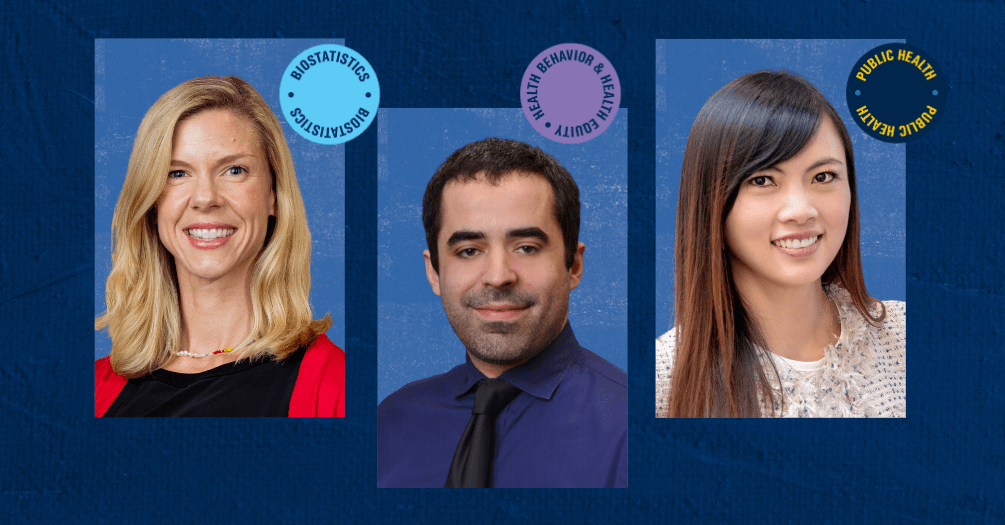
[444,378,522,488]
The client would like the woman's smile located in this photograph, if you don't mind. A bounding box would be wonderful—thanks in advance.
[185,223,238,248]
[771,232,822,256]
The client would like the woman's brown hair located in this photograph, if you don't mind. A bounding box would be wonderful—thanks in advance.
[670,71,884,417]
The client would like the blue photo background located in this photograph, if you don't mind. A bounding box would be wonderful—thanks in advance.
[377,108,627,402]
[94,39,345,356]
[655,39,906,336]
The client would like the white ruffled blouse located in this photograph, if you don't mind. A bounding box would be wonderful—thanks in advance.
[655,287,906,418]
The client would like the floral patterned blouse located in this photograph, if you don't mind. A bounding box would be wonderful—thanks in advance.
[656,287,906,418]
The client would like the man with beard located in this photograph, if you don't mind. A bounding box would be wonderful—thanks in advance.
[377,138,627,488]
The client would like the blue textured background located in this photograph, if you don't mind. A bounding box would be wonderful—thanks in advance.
[655,39,906,336]
[1,1,1002,523]
[94,38,346,359]
[377,108,627,402]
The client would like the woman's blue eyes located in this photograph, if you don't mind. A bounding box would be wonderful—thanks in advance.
[167,166,247,179]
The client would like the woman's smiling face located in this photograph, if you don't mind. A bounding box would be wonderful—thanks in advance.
[725,115,851,291]
[156,109,275,287]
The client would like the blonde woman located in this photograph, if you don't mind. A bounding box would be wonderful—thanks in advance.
[95,76,344,417]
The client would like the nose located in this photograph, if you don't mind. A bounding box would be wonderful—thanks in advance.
[190,174,222,210]
[778,184,818,224]
[482,249,518,289]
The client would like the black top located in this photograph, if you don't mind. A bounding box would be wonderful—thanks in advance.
[104,346,307,417]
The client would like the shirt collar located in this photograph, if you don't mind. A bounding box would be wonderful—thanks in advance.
[452,322,581,401]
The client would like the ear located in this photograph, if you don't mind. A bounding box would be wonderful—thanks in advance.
[568,242,585,291]
[269,188,277,217]
[423,249,441,296]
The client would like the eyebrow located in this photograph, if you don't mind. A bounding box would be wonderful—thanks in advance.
[446,230,486,247]
[507,227,549,243]
[804,157,845,171]
[445,227,550,247]
[169,153,255,169]
[764,157,844,174]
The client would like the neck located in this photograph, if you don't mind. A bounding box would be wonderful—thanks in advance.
[732,272,838,362]
[468,354,530,379]
[164,270,256,373]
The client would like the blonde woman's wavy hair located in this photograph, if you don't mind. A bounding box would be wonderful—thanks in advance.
[96,75,331,378]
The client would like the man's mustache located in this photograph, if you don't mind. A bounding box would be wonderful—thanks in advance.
[461,289,537,309]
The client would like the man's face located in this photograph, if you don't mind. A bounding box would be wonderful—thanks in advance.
[424,173,584,372]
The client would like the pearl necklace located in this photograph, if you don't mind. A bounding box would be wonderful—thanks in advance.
[172,340,253,359]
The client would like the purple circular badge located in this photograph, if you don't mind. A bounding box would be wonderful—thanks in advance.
[521,43,621,144]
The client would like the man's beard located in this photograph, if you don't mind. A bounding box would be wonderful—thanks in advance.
[443,287,567,366]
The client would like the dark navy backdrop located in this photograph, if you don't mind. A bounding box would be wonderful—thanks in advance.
[377,108,627,402]
[2,1,1002,523]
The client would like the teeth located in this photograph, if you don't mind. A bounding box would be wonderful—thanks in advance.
[186,228,235,240]
[773,235,818,249]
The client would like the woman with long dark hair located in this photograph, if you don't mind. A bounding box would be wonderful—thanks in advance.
[656,71,905,418]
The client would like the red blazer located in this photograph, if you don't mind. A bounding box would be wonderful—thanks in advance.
[95,335,345,417]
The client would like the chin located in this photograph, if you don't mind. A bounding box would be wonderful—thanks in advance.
[465,335,538,365]
[177,260,238,282]
[769,268,829,288]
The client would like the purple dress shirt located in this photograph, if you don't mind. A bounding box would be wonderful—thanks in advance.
[377,323,627,488]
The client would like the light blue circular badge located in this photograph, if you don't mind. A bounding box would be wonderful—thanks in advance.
[279,44,380,145]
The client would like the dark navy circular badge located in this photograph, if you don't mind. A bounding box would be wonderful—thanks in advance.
[279,44,380,145]
[846,43,946,143]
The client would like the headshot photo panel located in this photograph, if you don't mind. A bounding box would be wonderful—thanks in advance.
[94,39,345,417]
[376,108,627,487]
[655,40,906,418]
